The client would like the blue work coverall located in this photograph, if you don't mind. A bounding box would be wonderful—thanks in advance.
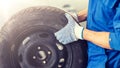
[87,0,120,68]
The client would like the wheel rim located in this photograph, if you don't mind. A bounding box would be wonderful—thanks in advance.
[16,28,68,68]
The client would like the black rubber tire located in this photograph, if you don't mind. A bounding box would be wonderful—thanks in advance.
[0,6,87,68]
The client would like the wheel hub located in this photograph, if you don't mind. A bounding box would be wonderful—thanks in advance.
[18,30,68,68]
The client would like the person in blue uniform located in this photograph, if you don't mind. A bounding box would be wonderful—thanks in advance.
[54,0,120,68]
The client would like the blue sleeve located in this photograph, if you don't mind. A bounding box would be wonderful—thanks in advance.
[109,3,120,51]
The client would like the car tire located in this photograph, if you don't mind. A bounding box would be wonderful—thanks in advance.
[0,6,87,68]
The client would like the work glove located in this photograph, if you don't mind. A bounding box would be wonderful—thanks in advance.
[54,13,84,44]
[70,13,79,22]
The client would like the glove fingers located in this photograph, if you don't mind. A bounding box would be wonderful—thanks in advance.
[55,35,66,44]
[64,13,75,23]
[62,39,71,44]
[55,31,69,44]
[61,33,73,44]
[54,32,62,40]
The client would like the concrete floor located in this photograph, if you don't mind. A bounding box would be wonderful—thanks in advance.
[0,0,88,29]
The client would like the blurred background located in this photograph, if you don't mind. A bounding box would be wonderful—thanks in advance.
[0,0,88,29]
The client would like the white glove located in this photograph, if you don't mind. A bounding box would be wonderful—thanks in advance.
[69,12,79,22]
[54,13,84,44]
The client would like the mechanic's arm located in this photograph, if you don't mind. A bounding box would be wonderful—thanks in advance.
[84,4,120,50]
[77,9,111,49]
[77,8,88,22]
[83,29,111,49]
[77,9,110,49]
[55,13,111,49]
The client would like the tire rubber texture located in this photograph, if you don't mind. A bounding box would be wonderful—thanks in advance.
[0,6,88,68]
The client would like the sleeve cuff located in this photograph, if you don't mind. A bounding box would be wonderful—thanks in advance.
[109,32,120,51]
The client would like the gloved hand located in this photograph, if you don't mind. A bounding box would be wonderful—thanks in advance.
[54,13,84,44]
[70,13,79,22]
